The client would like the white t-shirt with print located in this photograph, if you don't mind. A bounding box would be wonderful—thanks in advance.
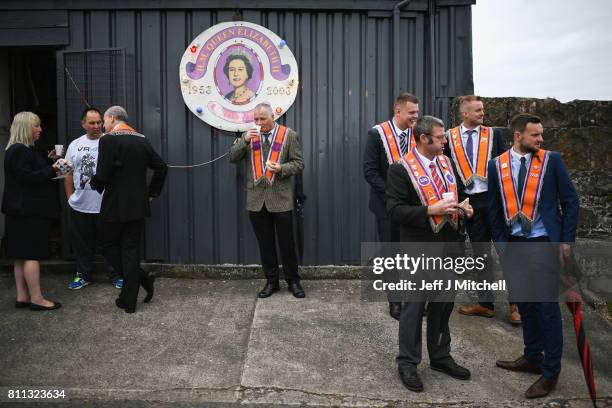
[65,134,103,213]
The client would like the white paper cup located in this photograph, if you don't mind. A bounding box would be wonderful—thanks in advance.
[54,144,64,156]
[442,192,455,203]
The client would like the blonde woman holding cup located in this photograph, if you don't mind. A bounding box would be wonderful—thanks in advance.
[2,112,64,311]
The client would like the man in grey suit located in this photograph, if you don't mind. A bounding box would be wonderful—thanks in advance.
[229,103,305,298]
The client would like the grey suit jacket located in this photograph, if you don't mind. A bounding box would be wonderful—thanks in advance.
[229,126,304,212]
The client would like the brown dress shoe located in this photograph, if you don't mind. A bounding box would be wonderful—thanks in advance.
[458,304,494,318]
[510,304,521,325]
[496,355,543,374]
[525,375,558,398]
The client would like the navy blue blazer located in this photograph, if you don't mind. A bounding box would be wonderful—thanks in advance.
[363,127,392,219]
[488,151,579,245]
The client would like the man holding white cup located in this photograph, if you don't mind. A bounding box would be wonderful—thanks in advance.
[386,115,473,392]
[229,103,305,299]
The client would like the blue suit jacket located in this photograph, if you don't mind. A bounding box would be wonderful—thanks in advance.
[488,151,579,246]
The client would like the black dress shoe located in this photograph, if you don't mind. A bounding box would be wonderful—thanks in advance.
[430,359,471,380]
[30,301,62,311]
[389,302,401,321]
[15,301,31,308]
[142,273,156,303]
[258,281,280,298]
[398,366,424,392]
[288,281,306,298]
[115,298,135,313]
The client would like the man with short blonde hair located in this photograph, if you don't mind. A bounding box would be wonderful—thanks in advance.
[444,95,514,322]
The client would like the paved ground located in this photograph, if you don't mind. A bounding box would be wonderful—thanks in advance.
[0,270,611,407]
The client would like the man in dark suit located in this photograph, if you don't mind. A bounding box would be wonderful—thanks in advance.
[444,96,518,323]
[386,115,473,392]
[91,106,167,314]
[488,114,579,398]
[229,103,305,299]
[363,92,419,320]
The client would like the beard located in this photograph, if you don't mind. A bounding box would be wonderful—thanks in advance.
[520,142,539,154]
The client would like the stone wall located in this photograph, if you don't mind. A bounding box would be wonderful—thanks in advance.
[450,97,612,239]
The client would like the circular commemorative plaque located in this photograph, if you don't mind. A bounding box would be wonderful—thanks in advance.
[179,21,299,132]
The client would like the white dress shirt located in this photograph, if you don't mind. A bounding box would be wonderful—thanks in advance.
[415,148,447,190]
[509,147,548,238]
[460,123,488,194]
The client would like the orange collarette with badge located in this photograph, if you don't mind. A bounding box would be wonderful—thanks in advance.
[251,125,288,185]
[375,120,415,164]
[399,148,458,233]
[494,149,550,227]
[109,123,143,137]
[447,126,493,186]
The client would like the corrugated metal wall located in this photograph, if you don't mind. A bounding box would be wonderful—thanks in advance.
[55,4,474,265]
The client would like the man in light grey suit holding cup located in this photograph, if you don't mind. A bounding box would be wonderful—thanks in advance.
[229,102,305,299]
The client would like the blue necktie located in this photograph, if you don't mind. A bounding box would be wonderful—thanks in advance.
[465,129,475,167]
[517,157,527,201]
[399,132,408,155]
[517,157,531,235]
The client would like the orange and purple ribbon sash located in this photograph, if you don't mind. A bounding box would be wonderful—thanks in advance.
[400,149,458,233]
[447,126,493,186]
[251,125,288,185]
[374,120,415,164]
[494,149,549,227]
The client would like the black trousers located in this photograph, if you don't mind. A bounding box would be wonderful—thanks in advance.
[376,214,400,303]
[465,194,496,309]
[99,219,146,310]
[69,207,118,280]
[376,214,400,243]
[397,300,455,369]
[248,206,300,283]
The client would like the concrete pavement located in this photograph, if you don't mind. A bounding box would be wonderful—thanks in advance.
[0,270,611,407]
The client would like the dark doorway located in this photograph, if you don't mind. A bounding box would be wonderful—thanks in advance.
[1,46,62,258]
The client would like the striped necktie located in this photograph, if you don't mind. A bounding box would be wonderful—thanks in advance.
[399,132,408,155]
[429,162,446,194]
[261,132,272,156]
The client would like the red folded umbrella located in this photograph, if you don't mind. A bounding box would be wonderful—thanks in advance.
[563,253,597,407]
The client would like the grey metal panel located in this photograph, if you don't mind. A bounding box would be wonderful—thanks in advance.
[189,10,218,264]
[165,11,192,264]
[139,10,169,260]
[52,4,474,264]
[0,0,476,11]
[435,5,474,97]
[0,28,69,46]
[68,11,86,49]
[0,10,68,28]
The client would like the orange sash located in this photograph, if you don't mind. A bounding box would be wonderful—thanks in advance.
[399,149,458,233]
[251,125,288,185]
[447,126,493,185]
[108,123,143,137]
[494,149,549,227]
[374,120,415,164]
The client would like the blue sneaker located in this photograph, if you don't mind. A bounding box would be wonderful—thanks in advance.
[68,273,91,290]
[112,277,124,289]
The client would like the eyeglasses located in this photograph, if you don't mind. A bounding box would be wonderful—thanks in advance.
[421,133,446,141]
